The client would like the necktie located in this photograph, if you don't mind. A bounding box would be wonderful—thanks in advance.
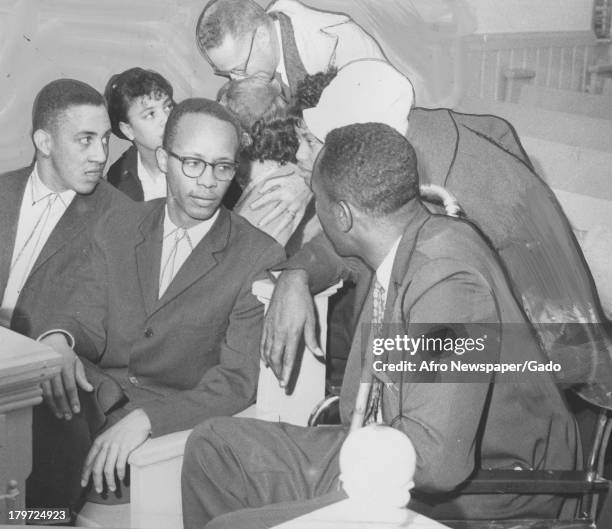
[365,279,386,424]
[9,193,58,287]
[350,279,386,431]
[159,227,190,298]
[273,72,291,102]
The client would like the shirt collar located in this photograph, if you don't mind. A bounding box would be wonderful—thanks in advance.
[162,205,220,248]
[30,164,76,207]
[273,19,288,85]
[137,152,152,182]
[137,151,166,184]
[375,237,402,293]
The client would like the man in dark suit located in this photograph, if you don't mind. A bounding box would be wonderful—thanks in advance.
[32,98,285,511]
[181,123,577,528]
[0,79,127,337]
[263,59,610,389]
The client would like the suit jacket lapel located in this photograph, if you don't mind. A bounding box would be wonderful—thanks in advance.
[28,191,96,280]
[121,171,144,202]
[151,207,231,316]
[386,202,432,315]
[0,168,30,297]
[135,202,165,317]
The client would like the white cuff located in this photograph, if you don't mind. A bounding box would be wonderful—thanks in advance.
[37,329,76,349]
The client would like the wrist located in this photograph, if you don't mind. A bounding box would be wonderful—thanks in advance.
[281,268,309,286]
[132,408,152,435]
[39,331,73,350]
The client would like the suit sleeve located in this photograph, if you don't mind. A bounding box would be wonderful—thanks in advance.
[277,231,368,292]
[457,112,534,170]
[139,243,286,437]
[386,259,500,492]
[41,218,110,361]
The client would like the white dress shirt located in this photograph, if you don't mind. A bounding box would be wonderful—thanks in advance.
[158,207,219,298]
[2,166,75,309]
[137,152,167,201]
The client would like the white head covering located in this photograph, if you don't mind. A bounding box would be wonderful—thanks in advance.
[302,59,415,142]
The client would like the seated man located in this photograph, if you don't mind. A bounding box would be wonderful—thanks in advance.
[182,123,577,528]
[0,79,127,335]
[263,59,611,389]
[30,98,285,512]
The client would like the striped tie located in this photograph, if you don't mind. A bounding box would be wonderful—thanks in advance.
[350,279,387,431]
[364,279,386,424]
[159,227,190,298]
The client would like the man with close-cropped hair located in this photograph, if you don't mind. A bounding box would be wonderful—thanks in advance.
[32,97,284,513]
[182,122,577,528]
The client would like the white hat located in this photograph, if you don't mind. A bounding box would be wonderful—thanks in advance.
[303,59,415,142]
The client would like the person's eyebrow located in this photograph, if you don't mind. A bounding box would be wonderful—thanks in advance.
[174,150,234,160]
[138,95,173,113]
[138,101,158,113]
[74,128,111,138]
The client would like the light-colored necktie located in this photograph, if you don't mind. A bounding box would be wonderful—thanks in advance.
[9,193,58,284]
[159,227,191,298]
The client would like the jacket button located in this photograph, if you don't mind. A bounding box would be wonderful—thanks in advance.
[144,327,154,338]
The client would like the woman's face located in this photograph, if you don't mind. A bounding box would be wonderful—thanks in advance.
[295,123,324,185]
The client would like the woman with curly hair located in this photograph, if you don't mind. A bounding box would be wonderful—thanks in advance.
[218,76,314,248]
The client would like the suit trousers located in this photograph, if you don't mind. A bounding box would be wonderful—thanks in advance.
[181,417,349,529]
[26,373,130,511]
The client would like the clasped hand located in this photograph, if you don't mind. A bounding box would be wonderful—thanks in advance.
[247,167,313,239]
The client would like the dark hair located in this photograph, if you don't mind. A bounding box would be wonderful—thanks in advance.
[163,98,242,151]
[246,117,298,164]
[104,67,173,140]
[316,123,419,216]
[217,76,297,164]
[32,78,105,132]
[290,68,338,117]
[196,0,268,54]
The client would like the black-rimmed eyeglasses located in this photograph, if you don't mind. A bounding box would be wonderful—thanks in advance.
[166,150,238,181]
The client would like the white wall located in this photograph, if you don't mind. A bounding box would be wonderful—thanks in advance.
[465,0,593,34]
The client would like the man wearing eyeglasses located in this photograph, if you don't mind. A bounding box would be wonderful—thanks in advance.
[196,0,385,97]
[34,98,285,511]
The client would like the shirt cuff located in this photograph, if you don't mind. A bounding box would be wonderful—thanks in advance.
[37,329,76,349]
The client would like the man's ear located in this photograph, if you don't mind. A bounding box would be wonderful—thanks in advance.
[335,200,353,233]
[118,121,135,142]
[33,129,52,157]
[155,146,168,173]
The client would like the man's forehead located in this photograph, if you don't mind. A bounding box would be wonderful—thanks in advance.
[54,104,110,132]
[173,112,238,152]
[206,33,248,68]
